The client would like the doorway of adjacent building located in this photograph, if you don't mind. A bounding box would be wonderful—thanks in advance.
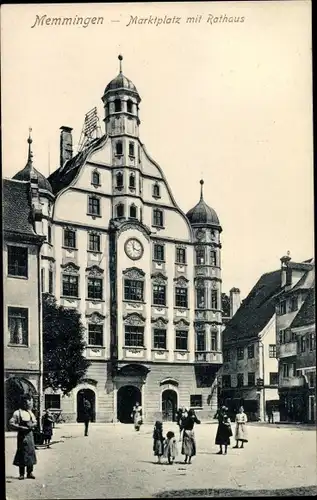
[77,389,96,423]
[162,389,177,422]
[117,385,141,423]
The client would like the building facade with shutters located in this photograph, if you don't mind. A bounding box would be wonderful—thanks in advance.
[7,56,224,423]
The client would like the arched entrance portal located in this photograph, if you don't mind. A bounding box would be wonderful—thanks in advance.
[162,389,177,422]
[77,389,96,423]
[117,385,141,423]
[5,377,37,430]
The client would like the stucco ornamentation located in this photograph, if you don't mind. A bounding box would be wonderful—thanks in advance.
[211,280,218,289]
[173,276,189,287]
[151,272,167,285]
[151,317,169,327]
[174,318,190,328]
[60,262,80,274]
[123,313,146,326]
[86,265,104,277]
[125,347,144,354]
[123,267,145,279]
[195,279,205,288]
[118,221,151,240]
[86,312,105,324]
[196,267,207,276]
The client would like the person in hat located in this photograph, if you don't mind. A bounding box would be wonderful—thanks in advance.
[215,406,232,455]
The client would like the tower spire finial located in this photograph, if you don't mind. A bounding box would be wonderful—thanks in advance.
[118,54,123,73]
[27,127,33,165]
[200,179,204,200]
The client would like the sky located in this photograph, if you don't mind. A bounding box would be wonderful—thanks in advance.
[1,1,314,299]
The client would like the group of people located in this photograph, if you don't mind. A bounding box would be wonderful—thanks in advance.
[215,405,248,454]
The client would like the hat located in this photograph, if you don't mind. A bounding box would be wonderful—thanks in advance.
[221,405,228,411]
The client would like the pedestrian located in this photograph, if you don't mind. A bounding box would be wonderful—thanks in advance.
[131,402,143,431]
[164,430,178,464]
[233,406,248,449]
[181,408,201,464]
[82,398,92,436]
[153,421,164,463]
[176,407,188,441]
[41,409,54,448]
[267,407,274,424]
[215,406,232,455]
[9,394,37,480]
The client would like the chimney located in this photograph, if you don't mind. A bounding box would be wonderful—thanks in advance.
[60,126,73,168]
[230,287,241,317]
[280,251,292,288]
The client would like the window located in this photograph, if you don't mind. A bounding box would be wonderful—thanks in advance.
[176,247,186,264]
[291,330,296,342]
[247,372,255,386]
[222,375,231,388]
[49,270,54,294]
[88,278,103,300]
[309,333,315,352]
[175,287,188,308]
[308,372,316,389]
[237,373,244,387]
[115,141,123,155]
[153,329,166,349]
[154,244,165,262]
[88,324,103,346]
[129,173,135,188]
[237,347,244,360]
[291,362,297,376]
[279,301,286,315]
[48,225,52,244]
[88,233,100,252]
[64,228,76,249]
[282,364,289,378]
[290,296,298,311]
[300,336,306,353]
[247,344,255,359]
[196,331,205,351]
[153,284,166,306]
[279,329,286,344]
[211,290,218,309]
[129,142,135,157]
[45,395,61,410]
[196,289,205,309]
[91,171,100,186]
[223,349,231,362]
[152,208,164,227]
[124,279,144,301]
[125,325,144,347]
[129,205,137,218]
[7,246,28,277]
[196,248,205,265]
[114,99,121,112]
[8,307,28,345]
[176,330,188,350]
[153,183,160,198]
[211,332,218,351]
[269,344,277,358]
[269,372,278,385]
[210,250,217,266]
[116,204,125,218]
[116,172,123,187]
[88,196,101,216]
[62,275,79,297]
[190,395,202,408]
[41,269,45,293]
[127,99,133,113]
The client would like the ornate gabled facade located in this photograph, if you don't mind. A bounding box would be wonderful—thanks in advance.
[8,56,224,423]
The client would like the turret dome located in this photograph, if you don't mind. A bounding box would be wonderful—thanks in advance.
[104,55,139,95]
[186,180,220,226]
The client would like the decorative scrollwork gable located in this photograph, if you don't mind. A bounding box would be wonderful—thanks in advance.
[151,272,167,285]
[123,267,145,280]
[86,265,104,277]
[174,318,190,328]
[61,262,80,273]
[151,316,169,328]
[173,276,189,287]
[86,312,106,324]
[195,279,205,288]
[123,313,146,326]
[118,220,151,240]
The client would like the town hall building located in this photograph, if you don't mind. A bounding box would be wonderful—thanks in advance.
[5,56,224,423]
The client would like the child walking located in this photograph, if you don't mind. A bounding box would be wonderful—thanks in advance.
[164,430,178,464]
[153,421,164,464]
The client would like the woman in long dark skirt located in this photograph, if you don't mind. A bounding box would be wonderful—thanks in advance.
[215,406,232,455]
[181,409,201,464]
[42,409,54,447]
[9,394,37,480]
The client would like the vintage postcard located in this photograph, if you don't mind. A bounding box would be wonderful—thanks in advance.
[2,1,315,498]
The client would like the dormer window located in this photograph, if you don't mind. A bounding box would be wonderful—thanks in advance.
[127,99,133,113]
[129,142,135,157]
[91,170,100,186]
[116,172,123,188]
[153,183,161,198]
[116,203,124,218]
[129,173,135,189]
[129,205,137,218]
[115,141,123,155]
[196,248,205,265]
[114,99,121,112]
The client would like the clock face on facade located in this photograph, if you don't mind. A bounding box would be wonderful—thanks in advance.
[124,238,144,260]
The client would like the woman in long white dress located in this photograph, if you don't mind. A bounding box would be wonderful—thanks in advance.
[233,406,248,449]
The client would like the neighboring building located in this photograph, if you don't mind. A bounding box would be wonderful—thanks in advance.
[9,56,223,423]
[3,136,46,428]
[220,271,280,421]
[275,254,315,423]
[221,287,241,329]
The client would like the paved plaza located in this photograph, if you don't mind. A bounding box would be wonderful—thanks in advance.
[5,422,317,499]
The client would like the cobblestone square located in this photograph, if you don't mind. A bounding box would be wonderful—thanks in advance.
[5,423,317,498]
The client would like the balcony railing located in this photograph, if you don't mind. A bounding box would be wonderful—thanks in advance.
[277,342,298,358]
[195,351,223,363]
[279,376,305,388]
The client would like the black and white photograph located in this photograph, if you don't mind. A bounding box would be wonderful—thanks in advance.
[2,1,315,498]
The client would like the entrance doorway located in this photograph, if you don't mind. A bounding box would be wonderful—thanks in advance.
[162,389,177,422]
[117,385,141,423]
[77,389,96,423]
[5,377,37,430]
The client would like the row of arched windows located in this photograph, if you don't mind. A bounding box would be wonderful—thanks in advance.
[116,172,136,189]
[115,203,138,219]
[115,141,135,157]
[112,99,134,113]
